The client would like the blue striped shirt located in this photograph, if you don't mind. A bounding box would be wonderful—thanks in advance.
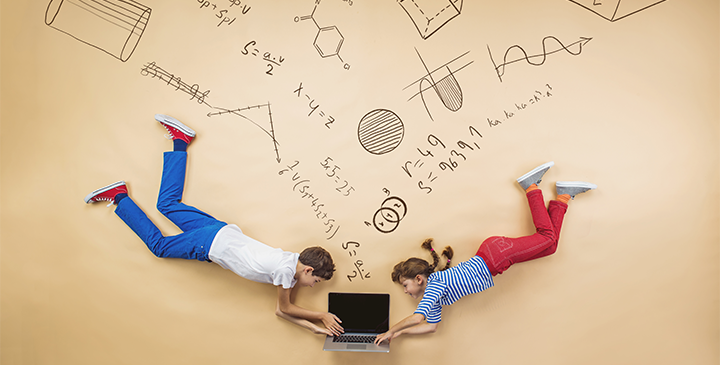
[414,256,494,323]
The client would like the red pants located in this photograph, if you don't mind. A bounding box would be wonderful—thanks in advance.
[476,189,568,276]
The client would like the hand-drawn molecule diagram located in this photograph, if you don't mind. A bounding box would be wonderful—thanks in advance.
[371,196,408,234]
[294,0,351,70]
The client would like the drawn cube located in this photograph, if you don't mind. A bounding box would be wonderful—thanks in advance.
[569,0,666,22]
[399,0,463,39]
[314,26,344,58]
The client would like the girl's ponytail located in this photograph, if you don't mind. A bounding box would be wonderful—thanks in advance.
[421,238,453,272]
[390,238,455,283]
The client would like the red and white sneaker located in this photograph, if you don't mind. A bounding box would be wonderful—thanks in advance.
[155,114,196,144]
[84,181,128,206]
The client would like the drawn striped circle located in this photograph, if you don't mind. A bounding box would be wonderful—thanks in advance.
[357,109,404,155]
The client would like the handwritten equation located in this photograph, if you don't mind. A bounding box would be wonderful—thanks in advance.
[342,241,370,282]
[141,61,211,106]
[487,84,554,127]
[278,160,340,240]
[402,129,483,194]
[293,82,336,128]
[320,157,355,197]
[196,0,251,27]
[242,40,285,76]
[293,82,335,129]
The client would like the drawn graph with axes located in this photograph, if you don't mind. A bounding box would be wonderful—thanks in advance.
[208,104,282,163]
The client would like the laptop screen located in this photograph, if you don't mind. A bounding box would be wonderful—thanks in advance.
[328,293,390,334]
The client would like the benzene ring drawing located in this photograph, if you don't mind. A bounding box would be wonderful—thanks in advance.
[373,197,407,234]
[398,0,463,39]
[358,109,404,155]
[45,0,151,62]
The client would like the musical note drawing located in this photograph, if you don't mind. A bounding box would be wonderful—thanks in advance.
[208,104,281,163]
[488,36,592,82]
[404,49,473,121]
[398,0,463,40]
[45,0,151,62]
[569,0,667,22]
[357,109,405,155]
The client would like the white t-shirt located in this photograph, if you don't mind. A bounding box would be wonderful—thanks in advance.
[208,224,299,289]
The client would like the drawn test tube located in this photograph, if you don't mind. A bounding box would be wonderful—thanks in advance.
[45,0,151,62]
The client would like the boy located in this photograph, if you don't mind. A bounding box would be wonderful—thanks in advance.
[84,114,344,336]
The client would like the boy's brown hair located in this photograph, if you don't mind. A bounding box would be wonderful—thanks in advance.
[299,246,335,280]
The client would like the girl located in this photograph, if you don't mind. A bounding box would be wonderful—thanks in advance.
[375,162,596,344]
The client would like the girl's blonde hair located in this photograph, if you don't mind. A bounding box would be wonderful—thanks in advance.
[391,239,454,283]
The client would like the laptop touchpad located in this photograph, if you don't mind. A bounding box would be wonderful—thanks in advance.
[347,344,366,350]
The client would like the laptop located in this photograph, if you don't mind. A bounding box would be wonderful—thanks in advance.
[322,292,390,353]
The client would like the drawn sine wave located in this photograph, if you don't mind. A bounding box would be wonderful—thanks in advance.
[358,109,404,155]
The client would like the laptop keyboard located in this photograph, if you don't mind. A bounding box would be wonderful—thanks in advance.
[332,334,376,343]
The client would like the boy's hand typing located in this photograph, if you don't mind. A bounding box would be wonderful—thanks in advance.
[321,312,344,336]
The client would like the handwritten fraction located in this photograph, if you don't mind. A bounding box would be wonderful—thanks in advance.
[398,0,463,40]
[569,0,666,22]
[294,0,351,70]
[242,40,285,76]
[357,109,405,155]
[488,36,592,82]
[404,49,473,121]
[45,0,151,62]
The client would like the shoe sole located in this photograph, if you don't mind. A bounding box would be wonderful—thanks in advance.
[556,181,597,190]
[84,180,126,203]
[155,114,196,137]
[517,161,555,183]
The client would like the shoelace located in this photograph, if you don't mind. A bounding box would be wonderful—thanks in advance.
[92,195,115,207]
[162,125,176,140]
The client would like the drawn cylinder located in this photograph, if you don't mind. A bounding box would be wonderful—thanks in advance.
[45,0,151,62]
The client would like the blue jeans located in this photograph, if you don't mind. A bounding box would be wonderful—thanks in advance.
[115,151,227,261]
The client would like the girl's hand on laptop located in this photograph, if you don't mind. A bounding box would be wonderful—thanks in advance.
[321,312,344,336]
[374,331,396,345]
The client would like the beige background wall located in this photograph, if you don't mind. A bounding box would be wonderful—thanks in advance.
[1,0,718,364]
